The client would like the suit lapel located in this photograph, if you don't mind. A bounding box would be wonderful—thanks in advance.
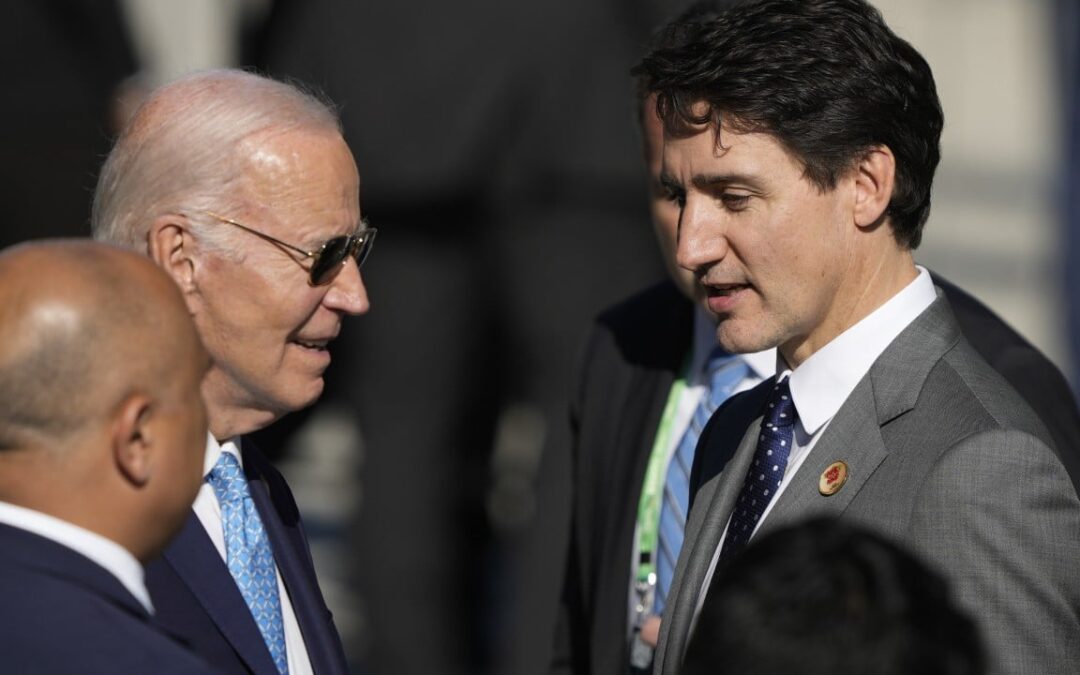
[758,294,960,534]
[162,513,280,674]
[243,442,348,675]
[757,377,888,535]
[657,383,770,675]
[618,285,692,508]
[592,358,674,658]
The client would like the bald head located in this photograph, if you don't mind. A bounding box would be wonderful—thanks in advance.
[0,239,210,560]
[0,240,200,447]
[92,69,343,252]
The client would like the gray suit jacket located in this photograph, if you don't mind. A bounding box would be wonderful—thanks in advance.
[654,293,1080,675]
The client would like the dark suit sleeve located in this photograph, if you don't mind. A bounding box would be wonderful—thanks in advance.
[550,282,695,675]
[551,323,605,675]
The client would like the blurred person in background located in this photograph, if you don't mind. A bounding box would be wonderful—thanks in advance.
[93,69,373,675]
[0,0,137,247]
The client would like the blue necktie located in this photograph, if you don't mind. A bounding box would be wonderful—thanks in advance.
[654,350,751,615]
[207,452,289,675]
[719,377,797,559]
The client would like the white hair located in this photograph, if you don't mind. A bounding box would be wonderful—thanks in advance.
[91,69,342,253]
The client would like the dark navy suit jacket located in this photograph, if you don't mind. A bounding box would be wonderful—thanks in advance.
[0,522,217,674]
[146,439,350,675]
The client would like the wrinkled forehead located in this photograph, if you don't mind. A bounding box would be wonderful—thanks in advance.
[234,127,360,221]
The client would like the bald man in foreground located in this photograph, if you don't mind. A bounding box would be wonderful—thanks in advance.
[0,241,215,674]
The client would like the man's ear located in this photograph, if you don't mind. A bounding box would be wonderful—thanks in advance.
[852,145,896,229]
[112,394,155,488]
[148,215,198,296]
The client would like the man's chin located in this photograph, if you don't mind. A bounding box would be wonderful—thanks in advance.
[298,375,326,408]
[260,377,326,421]
[289,377,326,412]
[715,320,775,355]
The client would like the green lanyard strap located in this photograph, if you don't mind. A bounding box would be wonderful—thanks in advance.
[634,361,690,583]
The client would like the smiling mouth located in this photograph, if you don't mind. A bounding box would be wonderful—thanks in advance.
[292,339,329,350]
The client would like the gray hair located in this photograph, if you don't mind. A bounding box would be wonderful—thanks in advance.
[91,69,342,253]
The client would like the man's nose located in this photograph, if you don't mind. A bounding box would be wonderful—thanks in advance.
[675,199,728,275]
[323,257,370,315]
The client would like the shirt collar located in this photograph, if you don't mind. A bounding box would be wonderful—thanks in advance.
[203,432,243,480]
[691,304,776,383]
[0,500,154,614]
[784,265,937,434]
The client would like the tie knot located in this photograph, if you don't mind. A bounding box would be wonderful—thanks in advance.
[762,377,797,428]
[704,349,749,390]
[703,347,734,376]
[207,451,249,505]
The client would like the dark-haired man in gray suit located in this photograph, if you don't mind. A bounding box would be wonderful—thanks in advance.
[634,1,1080,674]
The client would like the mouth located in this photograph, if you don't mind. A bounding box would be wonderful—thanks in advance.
[291,338,331,351]
[706,282,750,296]
[703,281,752,313]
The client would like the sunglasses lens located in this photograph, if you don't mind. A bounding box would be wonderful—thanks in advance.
[310,229,377,285]
[311,236,352,285]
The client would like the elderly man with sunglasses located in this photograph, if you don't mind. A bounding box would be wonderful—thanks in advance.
[92,70,373,675]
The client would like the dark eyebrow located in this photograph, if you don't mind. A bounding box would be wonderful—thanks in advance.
[691,172,765,191]
[659,171,683,193]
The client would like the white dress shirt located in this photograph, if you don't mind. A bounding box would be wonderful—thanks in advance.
[194,433,314,675]
[690,265,937,631]
[628,305,775,631]
[0,500,153,613]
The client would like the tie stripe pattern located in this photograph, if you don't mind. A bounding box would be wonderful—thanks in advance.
[208,452,289,675]
[719,377,797,560]
[654,351,750,615]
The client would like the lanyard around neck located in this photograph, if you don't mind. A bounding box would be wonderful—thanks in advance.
[634,356,691,583]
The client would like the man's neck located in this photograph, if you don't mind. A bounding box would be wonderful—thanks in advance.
[781,251,917,369]
[202,376,277,441]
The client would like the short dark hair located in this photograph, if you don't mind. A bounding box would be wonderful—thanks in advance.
[634,1,739,130]
[682,517,985,675]
[633,0,943,248]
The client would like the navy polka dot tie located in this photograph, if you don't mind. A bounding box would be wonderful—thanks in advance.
[719,377,797,559]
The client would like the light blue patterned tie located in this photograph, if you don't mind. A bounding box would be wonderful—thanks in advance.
[208,452,289,674]
[654,350,750,615]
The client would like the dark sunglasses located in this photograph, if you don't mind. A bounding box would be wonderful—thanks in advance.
[202,211,377,286]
